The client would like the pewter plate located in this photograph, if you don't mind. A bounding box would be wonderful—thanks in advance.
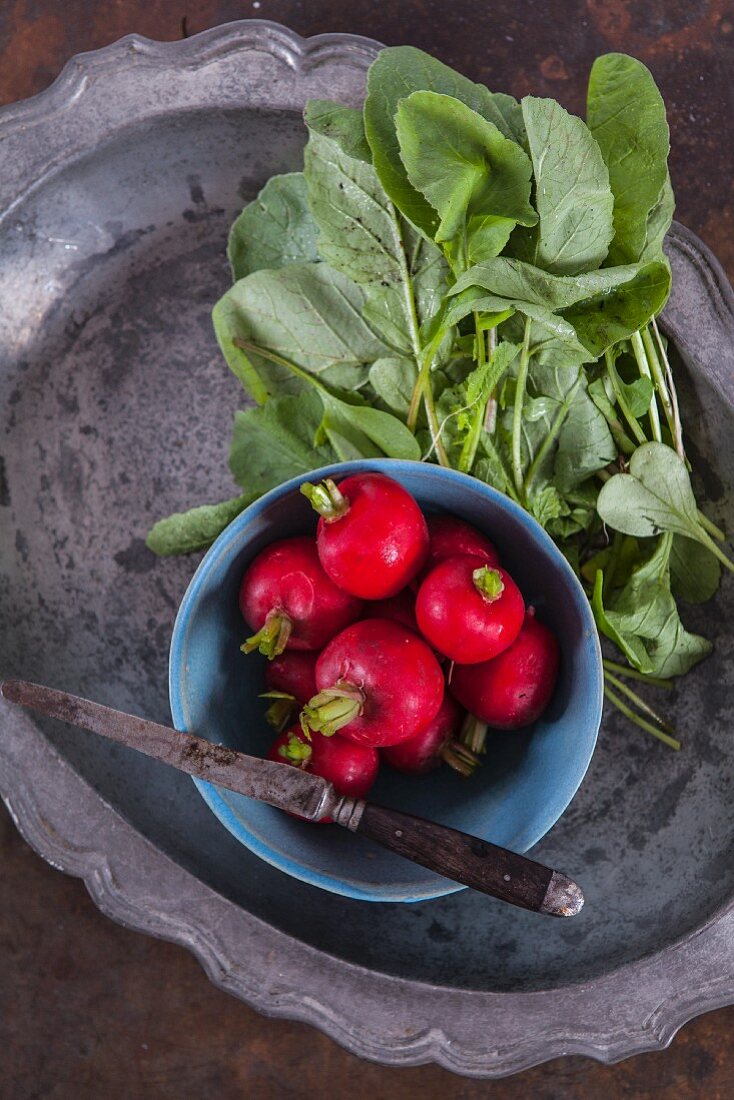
[1,21,733,1077]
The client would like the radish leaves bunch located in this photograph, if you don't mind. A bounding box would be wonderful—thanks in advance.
[148,48,734,744]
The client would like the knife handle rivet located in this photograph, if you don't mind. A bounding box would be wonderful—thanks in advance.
[503,873,511,882]
[395,829,403,838]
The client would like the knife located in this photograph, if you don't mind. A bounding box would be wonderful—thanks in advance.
[1,679,584,917]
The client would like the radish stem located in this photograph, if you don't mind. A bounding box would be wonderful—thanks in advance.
[511,317,532,498]
[602,659,673,690]
[604,685,681,750]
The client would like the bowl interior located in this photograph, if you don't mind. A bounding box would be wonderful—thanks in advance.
[169,460,602,901]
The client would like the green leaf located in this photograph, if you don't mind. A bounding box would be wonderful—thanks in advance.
[364,46,524,237]
[619,376,654,418]
[670,536,721,604]
[593,539,712,678]
[320,396,421,461]
[303,121,447,359]
[229,391,335,490]
[369,357,419,417]
[448,257,669,358]
[472,432,513,494]
[558,262,670,355]
[465,340,520,404]
[587,53,670,264]
[502,310,592,373]
[146,494,254,556]
[527,484,569,527]
[452,256,648,310]
[641,173,675,263]
[213,262,393,400]
[587,376,636,455]
[303,125,410,285]
[304,99,372,163]
[554,379,616,490]
[517,96,614,274]
[394,92,536,261]
[596,441,720,550]
[592,570,651,671]
[227,174,319,281]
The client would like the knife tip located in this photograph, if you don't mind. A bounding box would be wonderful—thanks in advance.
[540,871,585,918]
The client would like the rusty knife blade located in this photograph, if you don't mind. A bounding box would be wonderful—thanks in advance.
[1,679,331,820]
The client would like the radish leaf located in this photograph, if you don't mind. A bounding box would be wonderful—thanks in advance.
[227,173,319,282]
[587,53,670,265]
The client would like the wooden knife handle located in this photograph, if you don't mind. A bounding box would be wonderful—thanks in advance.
[355,803,583,916]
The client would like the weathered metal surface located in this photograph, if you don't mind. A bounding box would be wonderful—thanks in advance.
[0,18,732,1078]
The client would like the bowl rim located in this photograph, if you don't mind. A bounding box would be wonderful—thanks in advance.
[169,457,603,902]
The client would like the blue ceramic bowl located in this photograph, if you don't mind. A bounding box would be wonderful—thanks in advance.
[169,460,603,903]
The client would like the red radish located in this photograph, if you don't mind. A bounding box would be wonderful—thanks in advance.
[301,473,429,599]
[302,618,444,748]
[239,536,362,658]
[423,515,500,575]
[450,610,560,729]
[381,693,479,776]
[267,726,379,822]
[265,650,319,703]
[416,554,524,664]
[262,650,320,731]
[365,588,419,634]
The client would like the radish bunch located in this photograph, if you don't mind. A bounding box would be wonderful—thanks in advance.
[238,473,560,816]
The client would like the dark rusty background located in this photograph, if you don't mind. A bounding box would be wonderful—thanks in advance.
[1,2,733,1096]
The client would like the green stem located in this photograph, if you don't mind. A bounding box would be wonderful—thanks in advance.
[393,203,424,371]
[262,692,300,733]
[406,330,451,467]
[457,313,487,474]
[604,669,676,733]
[511,317,532,499]
[524,375,582,496]
[300,681,365,738]
[423,382,451,467]
[642,324,678,451]
[603,532,625,597]
[459,712,489,755]
[300,478,349,520]
[605,350,647,446]
[630,329,662,442]
[699,529,734,573]
[602,658,673,690]
[604,685,681,750]
[651,317,685,460]
[440,740,482,777]
[242,610,292,660]
[234,339,327,393]
[697,510,726,542]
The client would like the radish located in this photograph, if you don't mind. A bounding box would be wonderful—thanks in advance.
[381,693,479,776]
[267,726,379,821]
[450,609,560,730]
[301,472,429,599]
[262,650,319,731]
[239,536,362,658]
[423,515,500,575]
[365,588,419,633]
[301,618,444,747]
[265,650,319,702]
[416,554,524,664]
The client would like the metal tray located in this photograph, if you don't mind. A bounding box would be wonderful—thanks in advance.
[1,20,733,1078]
